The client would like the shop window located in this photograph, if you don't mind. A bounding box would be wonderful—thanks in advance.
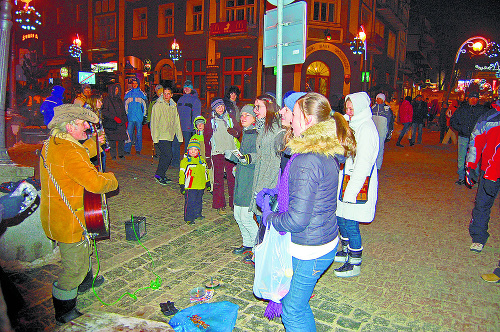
[224,0,255,25]
[185,59,206,98]
[312,1,339,23]
[94,13,116,42]
[223,56,253,101]
[159,4,174,36]
[306,61,330,97]
[133,8,147,39]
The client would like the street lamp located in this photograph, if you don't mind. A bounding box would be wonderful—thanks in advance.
[350,26,368,91]
[444,36,490,105]
[169,39,182,63]
[69,34,83,71]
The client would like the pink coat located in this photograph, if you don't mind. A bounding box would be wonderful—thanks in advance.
[398,100,413,124]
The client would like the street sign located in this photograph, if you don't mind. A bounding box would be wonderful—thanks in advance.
[78,72,95,85]
[266,0,294,5]
[263,1,307,68]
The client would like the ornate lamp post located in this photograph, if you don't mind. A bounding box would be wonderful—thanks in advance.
[69,34,83,71]
[350,26,368,91]
[0,0,14,163]
[444,36,490,105]
[169,39,182,63]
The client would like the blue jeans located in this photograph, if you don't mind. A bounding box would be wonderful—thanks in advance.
[457,136,469,180]
[469,171,500,244]
[396,122,412,145]
[125,120,143,153]
[281,248,337,332]
[336,216,362,250]
[410,123,423,144]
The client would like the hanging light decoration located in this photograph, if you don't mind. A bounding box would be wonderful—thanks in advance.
[169,39,182,63]
[69,35,83,58]
[14,0,42,31]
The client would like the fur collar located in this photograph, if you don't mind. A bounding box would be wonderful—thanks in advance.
[287,119,346,156]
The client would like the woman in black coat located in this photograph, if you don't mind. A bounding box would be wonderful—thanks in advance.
[101,83,128,159]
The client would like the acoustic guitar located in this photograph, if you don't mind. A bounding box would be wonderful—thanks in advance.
[84,124,110,240]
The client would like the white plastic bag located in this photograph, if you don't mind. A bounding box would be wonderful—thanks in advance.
[253,223,293,303]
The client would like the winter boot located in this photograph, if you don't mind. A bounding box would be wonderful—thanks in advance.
[334,237,349,263]
[78,267,105,294]
[52,282,83,325]
[334,247,362,278]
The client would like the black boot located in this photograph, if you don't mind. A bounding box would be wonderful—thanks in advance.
[334,237,349,263]
[52,283,83,325]
[78,268,105,294]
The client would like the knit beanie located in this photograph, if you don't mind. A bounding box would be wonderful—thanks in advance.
[376,93,386,102]
[193,115,206,127]
[284,92,306,111]
[211,98,225,111]
[187,138,201,151]
[240,104,256,118]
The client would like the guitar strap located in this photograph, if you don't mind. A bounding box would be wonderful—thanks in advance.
[41,138,91,242]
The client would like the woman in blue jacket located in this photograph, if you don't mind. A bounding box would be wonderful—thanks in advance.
[258,92,356,331]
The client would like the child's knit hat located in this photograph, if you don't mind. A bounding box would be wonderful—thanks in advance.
[211,98,225,111]
[240,104,256,118]
[187,138,201,151]
[193,115,206,127]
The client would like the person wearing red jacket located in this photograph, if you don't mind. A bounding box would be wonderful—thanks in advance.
[465,100,500,254]
[395,96,413,147]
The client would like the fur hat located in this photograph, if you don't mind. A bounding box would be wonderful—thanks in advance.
[284,92,306,111]
[187,138,201,151]
[211,98,225,111]
[48,104,99,129]
[240,104,256,118]
[184,80,193,89]
[376,93,386,102]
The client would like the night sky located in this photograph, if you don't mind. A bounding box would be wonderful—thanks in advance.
[410,0,500,52]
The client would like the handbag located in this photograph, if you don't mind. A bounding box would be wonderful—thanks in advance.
[253,222,293,303]
[339,165,374,204]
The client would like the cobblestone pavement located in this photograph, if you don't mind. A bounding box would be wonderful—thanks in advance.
[4,126,500,331]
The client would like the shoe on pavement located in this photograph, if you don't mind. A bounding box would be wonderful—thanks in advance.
[242,254,254,265]
[334,262,360,277]
[185,220,195,225]
[470,242,484,253]
[455,179,465,185]
[232,246,252,255]
[333,251,348,263]
[154,175,171,185]
[396,143,404,147]
[481,273,500,283]
[217,207,227,216]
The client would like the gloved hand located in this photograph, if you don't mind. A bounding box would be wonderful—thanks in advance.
[256,187,278,209]
[142,116,148,125]
[239,154,251,165]
[465,167,478,189]
[114,116,122,124]
[223,150,232,160]
[206,157,212,169]
[179,184,185,195]
[205,181,211,191]
[227,127,238,137]
[261,195,272,227]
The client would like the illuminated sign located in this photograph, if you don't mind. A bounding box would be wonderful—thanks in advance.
[210,20,247,36]
[60,67,69,78]
[475,61,500,72]
[91,61,118,73]
[78,71,96,85]
[22,33,38,41]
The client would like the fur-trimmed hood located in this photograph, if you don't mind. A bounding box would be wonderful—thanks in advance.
[287,118,346,156]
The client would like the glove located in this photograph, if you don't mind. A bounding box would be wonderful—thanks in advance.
[179,184,185,195]
[223,150,232,160]
[206,157,212,169]
[142,116,148,125]
[465,167,478,189]
[261,195,272,227]
[114,116,122,124]
[239,154,251,165]
[205,181,211,191]
[256,187,278,209]
[227,127,238,137]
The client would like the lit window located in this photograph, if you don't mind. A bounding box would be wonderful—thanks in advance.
[225,0,255,25]
[186,1,203,32]
[159,4,174,36]
[185,59,206,98]
[312,1,337,23]
[133,8,147,39]
[94,13,116,42]
[223,56,253,100]
[306,61,330,97]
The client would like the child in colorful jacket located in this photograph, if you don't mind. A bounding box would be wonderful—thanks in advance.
[179,138,210,224]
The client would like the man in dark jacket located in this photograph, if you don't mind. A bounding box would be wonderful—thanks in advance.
[410,94,427,145]
[172,80,201,167]
[41,85,65,125]
[450,92,487,185]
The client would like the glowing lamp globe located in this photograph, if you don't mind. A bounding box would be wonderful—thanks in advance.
[472,41,484,52]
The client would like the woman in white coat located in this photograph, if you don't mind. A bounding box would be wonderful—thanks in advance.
[334,92,379,277]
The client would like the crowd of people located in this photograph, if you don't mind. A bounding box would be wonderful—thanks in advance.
[32,77,500,330]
